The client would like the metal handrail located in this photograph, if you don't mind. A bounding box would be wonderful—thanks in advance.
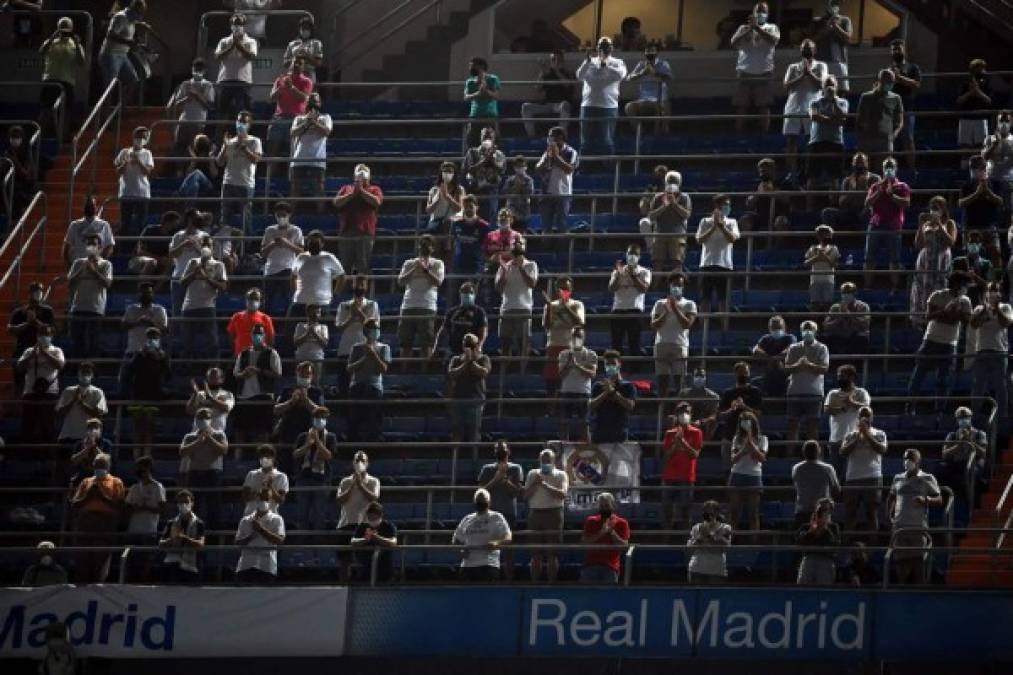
[69,78,121,222]
[196,9,314,57]
[333,0,414,67]
[0,158,12,228]
[340,0,443,72]
[0,191,47,301]
[995,473,1013,550]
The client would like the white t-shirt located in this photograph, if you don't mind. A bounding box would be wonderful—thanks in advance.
[399,257,445,311]
[336,474,381,529]
[611,265,652,310]
[215,34,259,83]
[696,217,739,269]
[126,480,166,534]
[168,78,216,122]
[261,224,304,275]
[181,258,227,311]
[57,384,108,440]
[68,257,113,314]
[924,290,972,346]
[242,468,290,516]
[291,113,332,170]
[17,345,64,395]
[235,511,285,576]
[806,244,840,285]
[732,23,781,75]
[652,298,697,346]
[292,252,344,306]
[843,427,888,481]
[824,387,871,443]
[234,348,282,399]
[575,56,627,108]
[538,144,578,196]
[453,510,511,568]
[499,259,539,311]
[558,347,598,395]
[783,59,828,115]
[115,148,153,199]
[222,135,262,189]
[64,217,115,262]
[336,299,380,356]
[123,303,168,354]
[294,321,329,361]
[975,304,1013,352]
[545,300,586,347]
[730,434,768,476]
[190,388,234,433]
[170,228,208,278]
[524,467,569,509]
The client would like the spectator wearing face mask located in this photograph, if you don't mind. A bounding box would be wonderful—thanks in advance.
[454,487,512,582]
[121,283,168,365]
[580,492,630,584]
[290,230,345,318]
[676,367,720,438]
[823,283,871,362]
[216,110,262,235]
[609,244,651,358]
[332,163,383,277]
[167,58,215,165]
[695,194,739,330]
[447,333,491,454]
[651,272,696,398]
[232,325,281,453]
[495,236,538,369]
[939,406,989,494]
[956,59,992,154]
[241,444,288,516]
[796,497,841,586]
[114,126,153,236]
[557,326,597,441]
[67,233,113,358]
[482,209,522,305]
[451,196,490,304]
[227,288,275,356]
[784,321,831,452]
[426,161,465,263]
[687,500,732,584]
[730,2,780,134]
[435,281,487,361]
[910,197,957,327]
[293,304,329,385]
[55,362,107,446]
[290,94,332,214]
[40,16,86,137]
[293,408,336,531]
[159,490,205,583]
[235,486,286,584]
[22,541,68,586]
[886,39,921,172]
[180,234,228,365]
[959,156,1005,242]
[821,153,880,232]
[751,315,796,398]
[398,235,445,361]
[823,364,871,462]
[123,327,171,457]
[17,324,64,445]
[477,441,524,580]
[662,402,703,530]
[864,157,910,294]
[336,451,381,580]
[63,196,114,269]
[961,232,997,309]
[856,70,903,169]
[576,36,627,155]
[793,443,841,528]
[336,277,379,392]
[463,126,506,222]
[261,201,305,316]
[646,171,691,273]
[840,406,887,534]
[813,1,853,92]
[179,135,220,205]
[888,449,941,585]
[68,418,113,487]
[716,362,763,470]
[169,209,210,315]
[537,126,579,241]
[4,125,35,219]
[284,17,323,82]
[782,40,827,175]
[463,57,501,149]
[624,44,672,135]
[215,14,258,132]
[543,277,586,397]
[807,76,849,204]
[501,156,534,233]
[7,282,54,397]
[728,411,767,532]
[272,361,326,469]
[969,283,1011,423]
[179,408,229,529]
[589,351,637,444]
[185,366,234,435]
[125,456,166,582]
[906,272,973,414]
[351,501,399,582]
[71,453,125,583]
[804,225,840,312]
[524,449,568,583]
[347,319,391,441]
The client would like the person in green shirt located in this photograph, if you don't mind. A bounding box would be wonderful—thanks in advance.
[463,56,500,148]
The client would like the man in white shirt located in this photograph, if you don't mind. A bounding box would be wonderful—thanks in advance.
[536,126,579,236]
[186,367,235,435]
[290,229,345,317]
[125,456,166,582]
[495,237,538,367]
[730,2,781,133]
[241,444,289,516]
[216,110,262,235]
[453,488,512,582]
[575,36,627,155]
[18,325,65,444]
[524,448,569,583]
[804,225,841,312]
[335,276,379,394]
[67,233,114,358]
[293,303,329,385]
[214,13,258,134]
[840,406,888,534]
[887,449,942,585]
[235,487,286,584]
[557,326,597,441]
[260,201,304,315]
[290,93,332,213]
[114,126,154,236]
[695,194,740,329]
[63,196,114,266]
[55,361,108,444]
[397,235,445,360]
[167,58,215,162]
[823,364,871,462]
[180,234,228,364]
[782,40,828,173]
[651,272,697,398]
[609,244,652,358]
[336,451,381,580]
[121,283,168,360]
[169,209,210,315]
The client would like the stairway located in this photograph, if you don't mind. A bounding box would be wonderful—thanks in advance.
[945,444,1013,587]
[890,0,1013,73]
[0,106,168,410]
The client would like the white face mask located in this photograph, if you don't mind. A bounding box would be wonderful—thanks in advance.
[296,377,312,388]
[571,337,584,350]
[626,254,639,266]
[231,25,244,37]
[355,170,370,182]
[255,500,269,513]
[200,246,212,259]
[79,375,93,387]
[677,413,690,425]
[355,460,367,473]
[441,171,454,183]
[94,468,109,479]
[40,555,53,566]
[10,138,22,148]
[277,215,290,226]
[178,503,192,516]
[247,300,260,312]
[514,166,526,175]
[86,245,99,257]
[312,418,327,430]
[196,418,211,431]
[299,28,311,39]
[739,420,751,432]
[366,518,382,528]
[481,139,493,150]
[665,183,679,194]
[260,457,273,470]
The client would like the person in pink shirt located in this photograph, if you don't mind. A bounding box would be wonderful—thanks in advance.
[482,209,522,305]
[266,55,313,158]
[863,156,911,293]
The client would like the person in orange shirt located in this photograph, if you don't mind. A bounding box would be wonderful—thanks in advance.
[71,453,126,582]
[226,287,275,355]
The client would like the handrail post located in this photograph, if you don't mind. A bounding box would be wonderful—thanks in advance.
[424,489,433,545]
[633,122,642,174]
[119,547,131,583]
[623,545,635,586]
[589,197,597,252]
[744,234,754,293]
[370,548,380,587]
[611,160,620,216]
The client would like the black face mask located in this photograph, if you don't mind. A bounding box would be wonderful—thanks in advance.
[469,67,480,77]
[703,512,715,522]
[307,242,322,255]
[511,248,524,257]
[495,452,509,463]
[353,287,366,297]
[892,52,905,64]
[737,375,749,385]
[475,500,489,512]
[854,165,868,174]
[420,246,433,257]
[599,508,613,518]
[759,172,772,181]
[140,294,153,306]
[838,378,853,389]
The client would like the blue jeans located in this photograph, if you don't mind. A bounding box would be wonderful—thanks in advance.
[70,311,101,358]
[120,198,148,237]
[179,307,219,362]
[99,50,138,87]
[972,350,1008,419]
[222,183,253,234]
[539,194,571,233]
[297,471,331,531]
[179,169,214,211]
[864,227,902,270]
[907,340,957,410]
[265,270,292,318]
[580,106,618,155]
[449,401,484,444]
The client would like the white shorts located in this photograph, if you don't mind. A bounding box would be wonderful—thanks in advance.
[654,342,688,375]
[827,61,849,92]
[782,115,811,137]
[958,119,989,147]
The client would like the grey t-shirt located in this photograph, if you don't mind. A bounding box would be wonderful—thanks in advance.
[856,90,903,138]
[448,353,491,399]
[809,95,849,145]
[843,427,887,481]
[792,460,840,513]
[477,462,524,520]
[181,430,227,472]
[69,257,113,314]
[348,341,391,391]
[649,192,692,234]
[814,14,852,64]
[181,258,227,311]
[785,340,830,396]
[890,470,941,529]
[944,427,988,463]
[123,303,169,353]
[64,217,115,261]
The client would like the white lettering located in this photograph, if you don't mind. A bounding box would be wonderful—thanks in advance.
[830,603,865,651]
[638,599,647,646]
[529,599,566,646]
[757,602,791,649]
[818,601,827,649]
[796,611,817,647]
[603,610,635,647]
[570,610,602,647]
[671,599,720,646]
[724,612,755,649]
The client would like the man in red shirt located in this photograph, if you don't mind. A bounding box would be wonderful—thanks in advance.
[332,163,384,276]
[580,493,631,584]
[662,401,704,530]
[266,54,313,157]
[226,288,276,355]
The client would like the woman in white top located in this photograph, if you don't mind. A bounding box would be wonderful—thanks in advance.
[728,410,767,531]
[426,161,465,263]
[335,276,380,395]
[541,276,586,394]
[687,500,733,584]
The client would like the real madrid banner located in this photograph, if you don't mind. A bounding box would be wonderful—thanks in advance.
[553,441,641,511]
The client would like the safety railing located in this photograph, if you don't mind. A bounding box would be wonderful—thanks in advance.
[196,9,314,57]
[995,473,1013,551]
[0,190,47,301]
[68,78,121,222]
[0,158,12,229]
[882,527,1013,588]
[337,0,445,72]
